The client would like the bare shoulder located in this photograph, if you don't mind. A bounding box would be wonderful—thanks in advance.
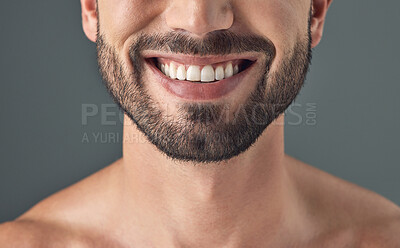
[19,158,122,220]
[0,218,85,248]
[0,220,38,248]
[0,159,124,248]
[356,215,400,247]
[0,217,123,248]
[285,155,400,247]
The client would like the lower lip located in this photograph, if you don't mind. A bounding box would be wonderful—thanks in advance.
[146,60,255,101]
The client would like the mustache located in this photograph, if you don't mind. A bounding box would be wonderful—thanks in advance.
[129,30,276,59]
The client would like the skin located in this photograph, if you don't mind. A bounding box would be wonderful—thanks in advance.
[1,0,400,247]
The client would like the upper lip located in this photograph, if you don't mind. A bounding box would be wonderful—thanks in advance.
[142,51,259,66]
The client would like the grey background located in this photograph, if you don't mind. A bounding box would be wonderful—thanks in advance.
[0,1,399,222]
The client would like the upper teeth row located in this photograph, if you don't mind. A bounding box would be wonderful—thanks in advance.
[159,62,240,82]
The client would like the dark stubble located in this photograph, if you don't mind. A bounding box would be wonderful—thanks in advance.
[96,16,312,164]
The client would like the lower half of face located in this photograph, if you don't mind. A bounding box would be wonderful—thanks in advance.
[96,11,312,164]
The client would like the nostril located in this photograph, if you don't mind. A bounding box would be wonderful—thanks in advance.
[164,1,234,37]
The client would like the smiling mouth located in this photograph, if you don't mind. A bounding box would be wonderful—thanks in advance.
[146,57,256,84]
[141,53,259,100]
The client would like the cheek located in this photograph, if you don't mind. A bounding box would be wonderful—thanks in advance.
[235,1,309,70]
[99,0,164,48]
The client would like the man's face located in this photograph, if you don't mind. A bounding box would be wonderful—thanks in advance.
[95,0,312,163]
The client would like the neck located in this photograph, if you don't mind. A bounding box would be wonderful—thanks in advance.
[116,114,300,247]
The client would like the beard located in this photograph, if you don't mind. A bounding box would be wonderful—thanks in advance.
[96,19,311,164]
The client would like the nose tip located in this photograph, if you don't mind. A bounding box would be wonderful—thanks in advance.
[165,0,234,38]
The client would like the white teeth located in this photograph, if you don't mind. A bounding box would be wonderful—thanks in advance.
[186,65,201,82]
[177,65,186,80]
[201,65,215,82]
[233,65,239,75]
[225,63,233,78]
[169,63,177,79]
[159,61,241,82]
[215,66,225,81]
[164,64,170,77]
[161,64,165,74]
